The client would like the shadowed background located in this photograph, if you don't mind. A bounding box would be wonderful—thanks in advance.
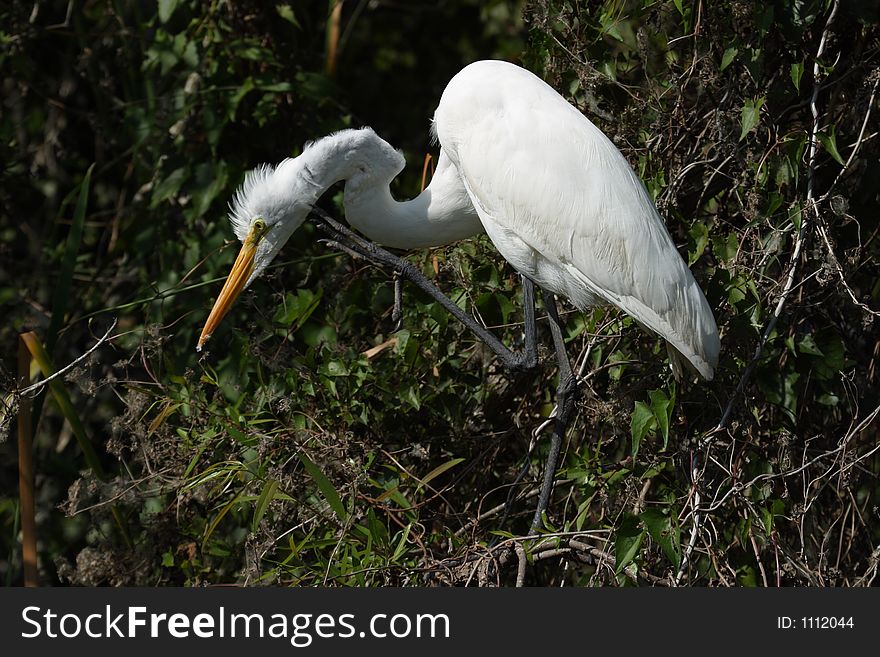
[1,0,878,586]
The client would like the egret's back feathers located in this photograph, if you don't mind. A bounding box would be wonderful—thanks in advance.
[434,60,720,378]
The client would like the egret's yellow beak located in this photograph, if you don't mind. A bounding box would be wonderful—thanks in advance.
[197,220,268,351]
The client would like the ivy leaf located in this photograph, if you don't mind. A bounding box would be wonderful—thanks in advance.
[790,61,804,93]
[739,96,765,141]
[274,288,323,331]
[720,47,738,71]
[817,127,846,166]
[797,334,823,357]
[713,232,740,263]
[640,508,681,570]
[688,221,708,265]
[615,514,644,574]
[648,388,674,450]
[630,401,655,458]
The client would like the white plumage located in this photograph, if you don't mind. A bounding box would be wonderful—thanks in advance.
[199,60,720,380]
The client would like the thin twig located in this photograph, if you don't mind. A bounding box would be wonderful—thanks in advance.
[18,318,118,397]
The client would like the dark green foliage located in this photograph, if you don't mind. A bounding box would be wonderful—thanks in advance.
[1,0,878,586]
[526,0,880,585]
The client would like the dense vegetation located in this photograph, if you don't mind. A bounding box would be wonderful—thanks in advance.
[1,0,878,586]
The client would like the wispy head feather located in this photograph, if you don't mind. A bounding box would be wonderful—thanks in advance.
[227,161,295,241]
[228,164,274,239]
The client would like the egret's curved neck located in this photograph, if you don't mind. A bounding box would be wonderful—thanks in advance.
[299,128,481,249]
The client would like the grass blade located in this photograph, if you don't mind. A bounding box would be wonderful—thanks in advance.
[252,479,279,533]
[202,492,243,552]
[46,164,94,355]
[300,453,347,522]
[416,457,464,493]
[32,164,94,429]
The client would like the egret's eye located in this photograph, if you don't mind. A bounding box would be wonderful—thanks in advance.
[247,218,269,246]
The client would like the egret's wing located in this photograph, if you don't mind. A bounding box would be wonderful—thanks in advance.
[437,61,719,378]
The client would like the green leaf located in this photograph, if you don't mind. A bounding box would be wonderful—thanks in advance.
[739,96,765,141]
[728,285,746,305]
[259,82,294,94]
[192,160,229,217]
[817,127,846,166]
[151,167,186,208]
[790,62,804,93]
[158,0,179,24]
[648,388,674,450]
[713,232,739,263]
[227,78,256,121]
[688,221,709,265]
[403,385,420,411]
[417,457,465,492]
[496,294,515,325]
[320,359,348,377]
[45,164,93,357]
[202,492,243,551]
[797,334,823,357]
[599,14,624,42]
[766,192,784,217]
[275,4,302,28]
[640,508,681,570]
[615,514,644,574]
[720,47,738,71]
[274,288,323,331]
[300,454,347,522]
[789,203,803,231]
[811,330,847,380]
[392,524,412,561]
[630,401,655,458]
[227,425,256,447]
[183,443,209,479]
[759,506,774,533]
[252,479,279,532]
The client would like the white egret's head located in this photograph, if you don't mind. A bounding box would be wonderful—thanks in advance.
[197,159,307,351]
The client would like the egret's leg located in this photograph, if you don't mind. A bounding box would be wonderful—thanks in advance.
[493,278,543,529]
[529,291,578,533]
[544,291,572,384]
[518,275,538,370]
[391,273,403,331]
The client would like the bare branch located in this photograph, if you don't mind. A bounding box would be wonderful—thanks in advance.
[19,318,119,397]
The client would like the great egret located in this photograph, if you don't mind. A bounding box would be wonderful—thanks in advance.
[198,59,719,382]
